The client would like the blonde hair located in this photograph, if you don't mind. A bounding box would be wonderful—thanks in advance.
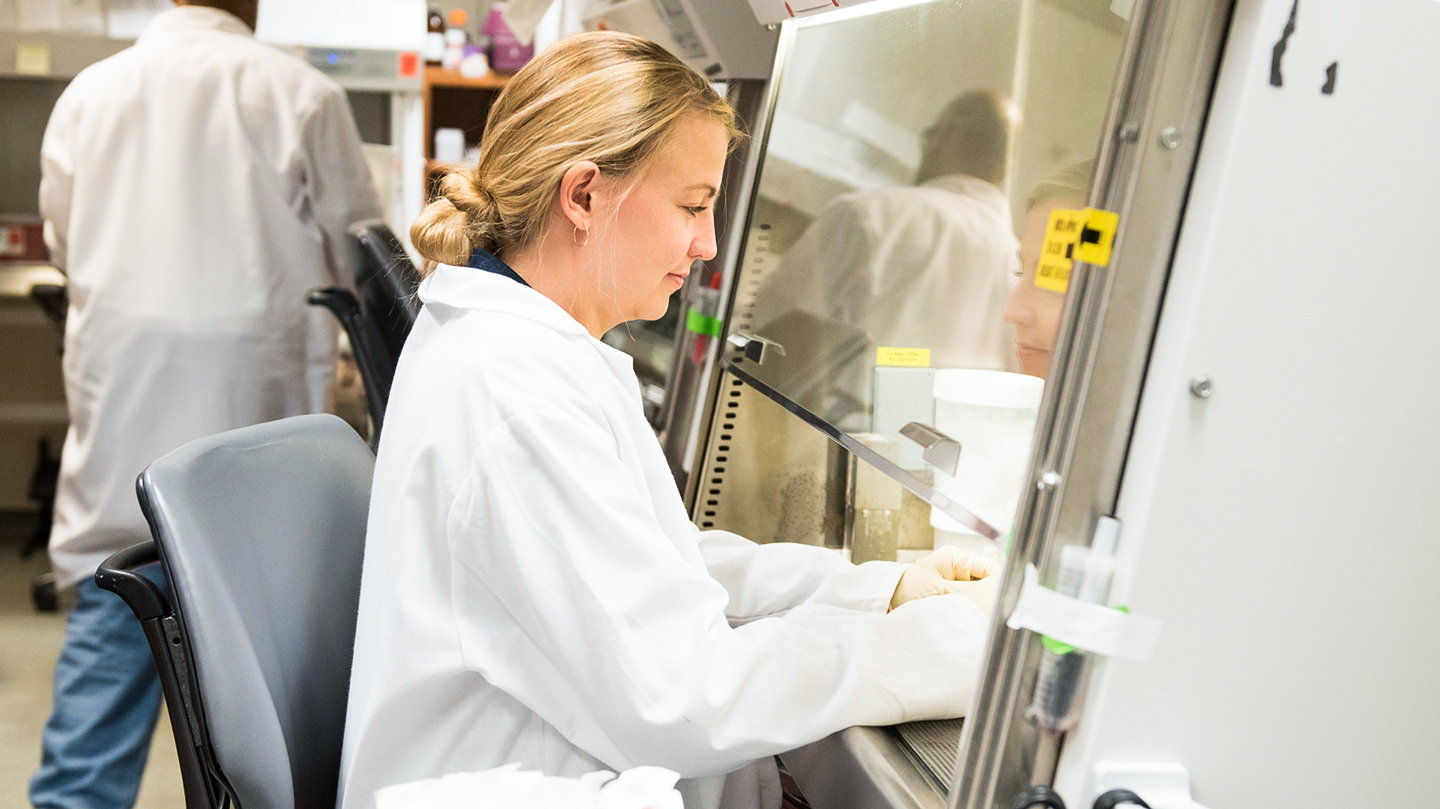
[1025,160,1093,211]
[411,32,740,272]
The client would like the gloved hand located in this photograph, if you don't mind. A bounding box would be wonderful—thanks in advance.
[889,546,1002,615]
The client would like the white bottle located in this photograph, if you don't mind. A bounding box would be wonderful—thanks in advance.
[441,9,468,71]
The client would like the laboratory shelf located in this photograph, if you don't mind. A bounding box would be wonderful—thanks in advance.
[423,65,511,90]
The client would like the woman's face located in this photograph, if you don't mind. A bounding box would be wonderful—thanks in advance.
[598,114,728,323]
[1002,199,1081,379]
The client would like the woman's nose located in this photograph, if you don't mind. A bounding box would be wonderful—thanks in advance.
[691,218,718,262]
[1002,284,1029,326]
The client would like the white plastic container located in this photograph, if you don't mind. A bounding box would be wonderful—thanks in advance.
[433,127,466,164]
[928,369,1044,555]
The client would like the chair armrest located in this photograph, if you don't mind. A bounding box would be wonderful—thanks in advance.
[308,286,362,322]
[309,286,396,443]
[95,542,170,621]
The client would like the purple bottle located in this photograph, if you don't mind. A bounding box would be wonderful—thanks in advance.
[482,3,535,72]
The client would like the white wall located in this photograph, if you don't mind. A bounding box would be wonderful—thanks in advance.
[1055,0,1440,805]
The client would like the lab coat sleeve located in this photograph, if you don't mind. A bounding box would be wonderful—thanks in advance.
[695,528,906,621]
[38,85,80,270]
[300,84,384,287]
[446,404,989,778]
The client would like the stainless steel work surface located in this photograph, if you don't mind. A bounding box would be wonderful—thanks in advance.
[780,725,948,809]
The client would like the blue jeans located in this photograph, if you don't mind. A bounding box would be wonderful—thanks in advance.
[31,568,166,809]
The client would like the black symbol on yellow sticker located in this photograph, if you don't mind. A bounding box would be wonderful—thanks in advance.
[1035,207,1120,293]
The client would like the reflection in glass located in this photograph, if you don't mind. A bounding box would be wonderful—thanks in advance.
[1002,161,1091,380]
[715,0,1127,558]
[751,89,1022,427]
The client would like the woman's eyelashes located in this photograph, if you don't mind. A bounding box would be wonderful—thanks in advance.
[684,204,709,216]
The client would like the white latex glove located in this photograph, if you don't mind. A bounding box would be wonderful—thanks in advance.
[890,546,1002,615]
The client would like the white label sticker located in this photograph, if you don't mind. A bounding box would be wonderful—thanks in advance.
[1006,564,1163,663]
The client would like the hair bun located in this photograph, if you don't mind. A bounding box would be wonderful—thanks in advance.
[410,174,477,270]
[440,172,492,217]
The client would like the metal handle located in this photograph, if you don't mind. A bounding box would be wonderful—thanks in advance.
[726,331,786,364]
[900,421,962,477]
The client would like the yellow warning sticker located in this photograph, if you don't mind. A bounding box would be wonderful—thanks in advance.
[1075,207,1120,267]
[876,347,931,367]
[1035,207,1121,293]
[1036,208,1083,292]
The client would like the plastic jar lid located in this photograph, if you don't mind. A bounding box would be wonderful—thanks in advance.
[932,369,1044,408]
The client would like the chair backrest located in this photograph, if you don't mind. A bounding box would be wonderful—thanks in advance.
[349,219,422,365]
[137,414,374,809]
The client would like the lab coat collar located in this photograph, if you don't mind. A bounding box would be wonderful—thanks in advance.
[421,263,641,389]
[467,247,531,288]
[921,174,1009,215]
[420,263,591,339]
[138,5,254,41]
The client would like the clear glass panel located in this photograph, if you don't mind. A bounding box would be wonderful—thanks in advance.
[725,0,1131,549]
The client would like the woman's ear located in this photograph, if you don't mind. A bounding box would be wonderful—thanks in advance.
[558,161,602,228]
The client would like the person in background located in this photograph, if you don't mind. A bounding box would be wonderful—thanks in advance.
[752,90,1023,419]
[1003,161,1092,380]
[339,32,999,809]
[33,1,382,806]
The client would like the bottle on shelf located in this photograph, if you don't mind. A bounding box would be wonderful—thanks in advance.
[482,3,535,72]
[443,9,469,71]
[424,7,446,66]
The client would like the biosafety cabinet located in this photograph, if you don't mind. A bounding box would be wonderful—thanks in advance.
[672,0,1440,807]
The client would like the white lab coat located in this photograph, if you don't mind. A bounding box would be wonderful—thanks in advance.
[755,174,1018,378]
[39,6,382,588]
[338,264,993,809]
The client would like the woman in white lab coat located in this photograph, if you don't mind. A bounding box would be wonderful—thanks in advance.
[338,32,1000,809]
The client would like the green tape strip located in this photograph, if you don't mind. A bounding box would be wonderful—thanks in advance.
[686,310,723,337]
[1039,605,1130,656]
[1040,635,1076,655]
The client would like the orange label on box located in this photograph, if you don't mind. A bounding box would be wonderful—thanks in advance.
[398,52,419,78]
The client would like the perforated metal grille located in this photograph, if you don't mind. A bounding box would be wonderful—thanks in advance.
[893,718,965,790]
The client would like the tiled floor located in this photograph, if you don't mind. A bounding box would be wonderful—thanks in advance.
[0,517,183,808]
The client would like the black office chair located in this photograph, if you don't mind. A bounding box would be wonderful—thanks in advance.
[29,283,68,337]
[95,414,374,809]
[26,283,68,611]
[308,220,423,445]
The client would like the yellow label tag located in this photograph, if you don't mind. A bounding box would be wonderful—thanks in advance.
[1075,207,1120,266]
[876,347,930,367]
[1035,207,1121,293]
[15,44,50,76]
[1036,208,1084,292]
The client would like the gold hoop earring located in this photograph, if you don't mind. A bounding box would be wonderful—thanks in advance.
[573,224,589,248]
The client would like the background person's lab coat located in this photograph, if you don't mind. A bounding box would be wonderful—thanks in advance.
[338,264,993,809]
[753,174,1019,403]
[39,6,383,589]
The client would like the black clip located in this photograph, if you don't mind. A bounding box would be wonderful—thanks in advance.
[1011,785,1067,809]
[1093,788,1152,809]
